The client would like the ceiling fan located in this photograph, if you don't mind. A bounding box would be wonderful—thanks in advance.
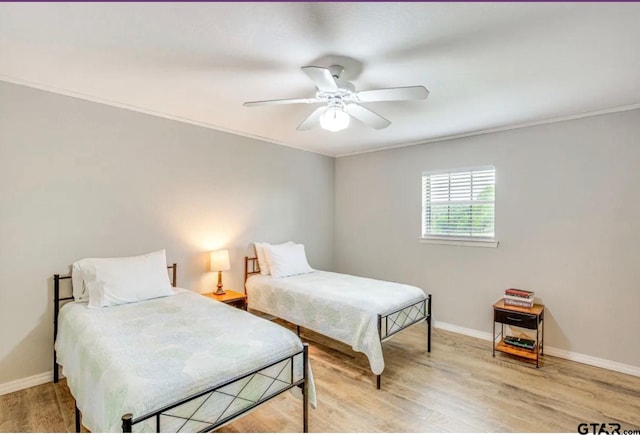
[243,65,429,132]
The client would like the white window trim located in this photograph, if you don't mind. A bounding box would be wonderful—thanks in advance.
[421,164,495,176]
[420,165,498,248]
[419,236,499,248]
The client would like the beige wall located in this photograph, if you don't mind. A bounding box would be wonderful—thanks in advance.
[335,109,640,368]
[0,82,334,384]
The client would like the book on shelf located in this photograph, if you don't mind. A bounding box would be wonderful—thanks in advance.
[505,288,534,298]
[503,297,534,308]
[504,335,535,350]
[503,294,534,304]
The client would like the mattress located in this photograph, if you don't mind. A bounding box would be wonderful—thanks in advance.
[55,289,315,432]
[246,271,427,375]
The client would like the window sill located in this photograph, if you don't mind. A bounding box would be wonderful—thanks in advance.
[419,237,499,248]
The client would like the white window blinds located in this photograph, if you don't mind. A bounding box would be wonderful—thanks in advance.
[422,166,495,239]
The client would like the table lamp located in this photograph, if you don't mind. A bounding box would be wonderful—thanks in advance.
[210,249,230,295]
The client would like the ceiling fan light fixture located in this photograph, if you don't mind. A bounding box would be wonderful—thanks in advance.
[320,106,350,132]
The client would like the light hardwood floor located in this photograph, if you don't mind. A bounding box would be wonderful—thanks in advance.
[2,324,639,433]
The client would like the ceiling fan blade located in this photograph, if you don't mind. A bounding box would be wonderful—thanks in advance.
[297,106,326,131]
[345,103,391,130]
[354,86,429,103]
[243,97,318,107]
[301,66,339,92]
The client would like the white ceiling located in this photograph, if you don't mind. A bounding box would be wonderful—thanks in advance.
[1,3,640,157]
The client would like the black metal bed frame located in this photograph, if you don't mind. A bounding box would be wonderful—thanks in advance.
[244,256,432,390]
[376,296,431,389]
[53,263,310,433]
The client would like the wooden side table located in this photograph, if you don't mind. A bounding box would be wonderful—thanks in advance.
[203,290,247,310]
[493,299,545,367]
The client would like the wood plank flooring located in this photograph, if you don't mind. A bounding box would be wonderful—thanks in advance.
[2,324,639,432]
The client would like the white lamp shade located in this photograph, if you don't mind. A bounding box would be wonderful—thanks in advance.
[210,249,230,272]
[320,106,350,132]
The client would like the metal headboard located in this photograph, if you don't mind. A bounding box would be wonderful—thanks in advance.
[167,263,177,288]
[244,256,260,290]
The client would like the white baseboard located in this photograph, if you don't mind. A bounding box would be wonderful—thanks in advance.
[0,371,53,396]
[434,320,494,341]
[542,346,640,377]
[434,321,640,377]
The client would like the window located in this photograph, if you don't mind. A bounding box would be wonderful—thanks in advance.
[421,166,496,246]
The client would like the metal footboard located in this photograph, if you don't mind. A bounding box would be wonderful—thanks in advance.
[376,294,432,389]
[122,344,309,433]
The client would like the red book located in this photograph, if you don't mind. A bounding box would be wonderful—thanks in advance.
[505,288,534,298]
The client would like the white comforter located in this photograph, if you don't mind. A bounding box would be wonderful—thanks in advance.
[55,289,315,433]
[246,271,427,375]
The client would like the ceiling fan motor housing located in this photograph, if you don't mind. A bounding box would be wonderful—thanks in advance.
[328,64,345,79]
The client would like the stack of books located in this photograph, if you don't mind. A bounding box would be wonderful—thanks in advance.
[504,288,534,308]
[504,335,536,351]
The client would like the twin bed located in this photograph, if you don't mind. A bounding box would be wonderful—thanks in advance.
[53,264,313,433]
[244,256,432,389]
[53,246,431,433]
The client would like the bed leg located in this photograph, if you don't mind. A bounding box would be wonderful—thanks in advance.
[303,343,309,433]
[297,325,301,337]
[53,274,60,383]
[427,294,432,353]
[122,413,133,433]
[53,354,59,383]
[75,404,81,432]
[376,313,382,390]
[427,318,432,353]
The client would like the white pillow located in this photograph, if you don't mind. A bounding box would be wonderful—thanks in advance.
[263,243,313,278]
[71,262,89,302]
[254,241,294,275]
[75,250,174,309]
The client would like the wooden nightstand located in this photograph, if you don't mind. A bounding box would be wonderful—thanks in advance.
[203,290,247,310]
[493,299,545,367]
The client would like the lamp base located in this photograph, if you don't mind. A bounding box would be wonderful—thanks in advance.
[214,270,225,295]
